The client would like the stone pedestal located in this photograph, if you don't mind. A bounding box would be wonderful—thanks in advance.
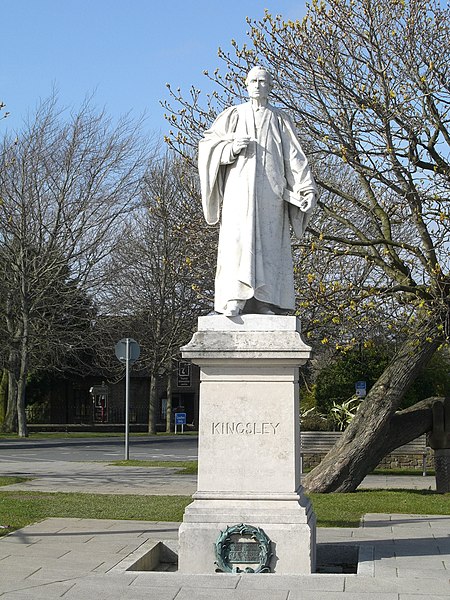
[177,315,316,574]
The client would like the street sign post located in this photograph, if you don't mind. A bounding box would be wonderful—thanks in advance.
[115,338,140,364]
[115,338,140,460]
[175,412,187,434]
[177,361,192,387]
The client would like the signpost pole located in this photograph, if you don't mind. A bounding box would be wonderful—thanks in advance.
[125,338,130,460]
[115,337,140,462]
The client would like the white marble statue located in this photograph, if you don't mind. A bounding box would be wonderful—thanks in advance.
[198,66,318,316]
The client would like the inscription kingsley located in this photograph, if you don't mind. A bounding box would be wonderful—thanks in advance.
[211,422,280,435]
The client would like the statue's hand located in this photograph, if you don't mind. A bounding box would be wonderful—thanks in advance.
[298,192,315,212]
[232,136,252,155]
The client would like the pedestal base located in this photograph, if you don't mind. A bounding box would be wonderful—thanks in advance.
[178,315,316,574]
[178,492,316,574]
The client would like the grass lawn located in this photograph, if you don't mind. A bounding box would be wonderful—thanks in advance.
[309,489,449,527]
[0,472,448,536]
[0,432,124,439]
[0,490,192,536]
[107,461,434,478]
[108,460,433,478]
[0,477,30,486]
[109,460,198,474]
[372,468,435,476]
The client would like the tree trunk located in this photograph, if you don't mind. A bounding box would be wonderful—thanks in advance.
[148,374,158,434]
[0,369,7,426]
[428,398,450,493]
[303,325,441,493]
[15,317,29,438]
[2,368,18,433]
[16,369,28,438]
[166,371,173,433]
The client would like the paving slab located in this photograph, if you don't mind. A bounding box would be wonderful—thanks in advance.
[130,572,240,589]
[1,515,450,599]
[0,582,77,599]
[344,575,450,595]
[174,590,289,600]
[288,593,398,600]
[399,596,450,600]
[235,574,346,592]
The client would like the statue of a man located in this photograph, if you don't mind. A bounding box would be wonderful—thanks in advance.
[198,66,318,316]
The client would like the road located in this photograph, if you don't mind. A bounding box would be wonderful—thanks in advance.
[0,435,198,463]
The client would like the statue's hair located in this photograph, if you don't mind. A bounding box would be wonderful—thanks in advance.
[245,66,273,89]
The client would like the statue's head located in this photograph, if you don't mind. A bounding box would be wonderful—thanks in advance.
[245,66,273,100]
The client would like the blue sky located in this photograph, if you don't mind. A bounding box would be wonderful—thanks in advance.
[2,1,306,139]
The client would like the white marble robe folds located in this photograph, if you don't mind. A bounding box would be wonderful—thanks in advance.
[199,101,317,314]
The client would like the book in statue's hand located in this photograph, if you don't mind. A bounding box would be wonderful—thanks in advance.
[283,189,311,211]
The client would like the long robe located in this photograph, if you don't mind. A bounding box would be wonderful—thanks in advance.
[198,101,317,313]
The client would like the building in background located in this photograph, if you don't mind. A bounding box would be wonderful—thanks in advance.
[25,363,200,432]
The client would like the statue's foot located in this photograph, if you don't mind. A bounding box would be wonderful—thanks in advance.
[223,300,245,316]
[258,304,275,315]
[253,300,275,315]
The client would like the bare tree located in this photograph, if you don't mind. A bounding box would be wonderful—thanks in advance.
[0,95,148,436]
[164,0,450,490]
[97,154,213,433]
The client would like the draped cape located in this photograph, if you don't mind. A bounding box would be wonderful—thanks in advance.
[198,101,317,313]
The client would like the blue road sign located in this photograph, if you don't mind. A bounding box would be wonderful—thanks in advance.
[355,381,367,397]
[175,412,187,425]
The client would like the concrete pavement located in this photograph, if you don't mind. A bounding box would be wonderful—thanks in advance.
[0,460,197,495]
[0,459,437,495]
[0,515,449,599]
[0,460,448,599]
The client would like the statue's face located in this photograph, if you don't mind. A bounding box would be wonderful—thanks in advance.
[246,70,270,101]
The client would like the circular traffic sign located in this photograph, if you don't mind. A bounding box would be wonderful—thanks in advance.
[115,338,140,364]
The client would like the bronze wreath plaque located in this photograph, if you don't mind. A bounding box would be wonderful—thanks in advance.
[215,523,272,573]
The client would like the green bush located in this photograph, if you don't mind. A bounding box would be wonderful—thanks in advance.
[300,407,331,431]
[314,346,449,414]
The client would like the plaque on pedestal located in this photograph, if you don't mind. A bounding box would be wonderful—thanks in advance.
[215,524,272,573]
